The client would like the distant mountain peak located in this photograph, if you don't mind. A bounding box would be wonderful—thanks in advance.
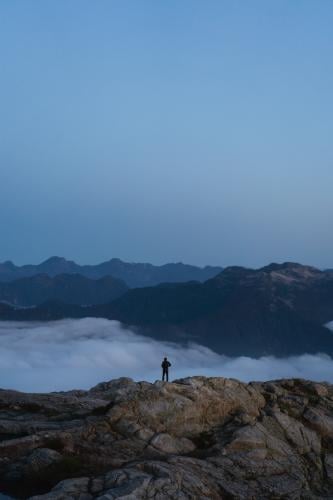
[41,256,73,265]
[2,260,15,269]
[0,257,223,288]
[260,262,322,283]
[211,263,325,289]
[261,262,319,272]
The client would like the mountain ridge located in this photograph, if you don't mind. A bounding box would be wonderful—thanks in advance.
[0,257,222,288]
[2,262,333,357]
[0,273,128,306]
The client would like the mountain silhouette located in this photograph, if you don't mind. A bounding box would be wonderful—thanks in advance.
[0,257,222,288]
[2,262,333,357]
[0,273,128,306]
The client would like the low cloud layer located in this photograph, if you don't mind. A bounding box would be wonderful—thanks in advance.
[0,318,333,392]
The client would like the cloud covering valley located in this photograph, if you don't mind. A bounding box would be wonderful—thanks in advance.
[1,318,333,392]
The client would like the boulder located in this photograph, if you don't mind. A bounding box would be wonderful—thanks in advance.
[24,448,62,474]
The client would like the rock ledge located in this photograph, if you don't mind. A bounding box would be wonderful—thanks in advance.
[0,376,333,499]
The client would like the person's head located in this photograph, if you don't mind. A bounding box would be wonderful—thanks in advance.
[164,357,167,361]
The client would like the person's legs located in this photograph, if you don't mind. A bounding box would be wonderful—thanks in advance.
[162,369,166,381]
[166,370,169,382]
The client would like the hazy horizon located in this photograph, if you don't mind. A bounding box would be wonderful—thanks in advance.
[1,1,333,268]
[0,254,331,271]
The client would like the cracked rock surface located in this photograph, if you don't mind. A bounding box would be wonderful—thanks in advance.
[1,376,333,498]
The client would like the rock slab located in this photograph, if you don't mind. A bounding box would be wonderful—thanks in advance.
[0,377,333,498]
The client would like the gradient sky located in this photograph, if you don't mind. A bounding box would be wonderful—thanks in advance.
[1,1,333,268]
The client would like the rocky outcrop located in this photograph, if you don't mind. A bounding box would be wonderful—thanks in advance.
[1,376,333,498]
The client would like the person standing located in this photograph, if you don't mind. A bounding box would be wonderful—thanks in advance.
[161,357,171,382]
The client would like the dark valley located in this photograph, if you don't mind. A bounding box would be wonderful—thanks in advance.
[2,262,333,358]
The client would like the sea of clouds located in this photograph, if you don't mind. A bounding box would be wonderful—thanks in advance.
[1,318,333,393]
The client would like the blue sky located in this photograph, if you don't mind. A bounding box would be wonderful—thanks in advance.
[0,1,332,267]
